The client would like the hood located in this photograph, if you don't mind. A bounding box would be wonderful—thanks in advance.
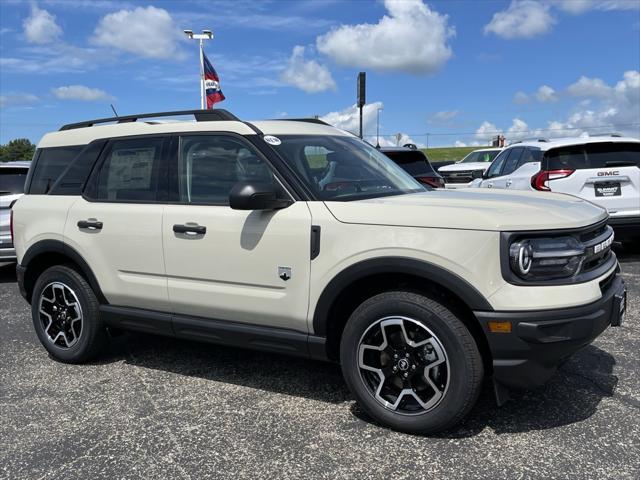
[324,189,608,232]
[439,162,490,172]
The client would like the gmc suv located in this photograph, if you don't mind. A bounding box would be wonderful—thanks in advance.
[12,110,626,434]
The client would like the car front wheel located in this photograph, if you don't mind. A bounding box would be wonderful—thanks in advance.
[340,291,483,434]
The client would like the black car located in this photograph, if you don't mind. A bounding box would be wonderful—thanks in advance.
[379,147,445,188]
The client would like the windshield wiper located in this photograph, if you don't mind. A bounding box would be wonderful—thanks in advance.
[0,190,14,195]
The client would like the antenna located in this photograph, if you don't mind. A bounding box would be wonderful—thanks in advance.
[110,104,119,117]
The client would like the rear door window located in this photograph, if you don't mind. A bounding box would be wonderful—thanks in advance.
[0,168,29,195]
[500,147,524,176]
[29,146,84,194]
[95,137,167,202]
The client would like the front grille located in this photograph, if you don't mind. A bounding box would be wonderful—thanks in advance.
[580,224,614,275]
[441,170,475,184]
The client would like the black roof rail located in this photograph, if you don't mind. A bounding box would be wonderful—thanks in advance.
[59,109,240,131]
[590,132,622,138]
[273,117,331,126]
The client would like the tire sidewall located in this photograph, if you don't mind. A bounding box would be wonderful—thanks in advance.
[341,292,481,433]
[31,266,101,363]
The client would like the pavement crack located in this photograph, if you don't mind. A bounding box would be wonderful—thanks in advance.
[124,347,193,480]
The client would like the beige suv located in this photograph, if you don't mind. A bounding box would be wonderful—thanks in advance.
[12,110,626,434]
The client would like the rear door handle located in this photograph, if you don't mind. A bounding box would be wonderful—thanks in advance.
[77,219,103,230]
[173,223,206,235]
[506,180,512,187]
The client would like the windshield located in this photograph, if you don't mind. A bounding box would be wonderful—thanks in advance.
[460,150,500,163]
[268,135,425,200]
[0,168,28,195]
[381,150,435,175]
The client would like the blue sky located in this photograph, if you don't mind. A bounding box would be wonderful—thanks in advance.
[1,0,639,147]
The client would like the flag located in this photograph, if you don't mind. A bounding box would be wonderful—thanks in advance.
[203,50,225,108]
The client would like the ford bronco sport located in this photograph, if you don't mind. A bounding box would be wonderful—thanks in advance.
[12,110,626,434]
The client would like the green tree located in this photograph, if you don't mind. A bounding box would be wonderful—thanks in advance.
[0,138,36,162]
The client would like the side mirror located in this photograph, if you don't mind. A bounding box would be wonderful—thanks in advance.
[229,182,292,210]
[471,169,484,180]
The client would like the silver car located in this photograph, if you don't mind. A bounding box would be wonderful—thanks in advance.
[1,161,30,262]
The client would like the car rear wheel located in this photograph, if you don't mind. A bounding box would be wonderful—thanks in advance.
[31,265,107,363]
[340,291,483,434]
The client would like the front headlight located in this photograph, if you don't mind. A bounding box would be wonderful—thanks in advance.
[509,236,584,280]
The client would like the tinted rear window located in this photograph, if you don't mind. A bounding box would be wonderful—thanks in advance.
[545,142,640,170]
[1,168,29,194]
[382,151,435,175]
[29,146,84,194]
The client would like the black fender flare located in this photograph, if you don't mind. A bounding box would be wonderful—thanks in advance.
[312,257,493,336]
[21,239,107,304]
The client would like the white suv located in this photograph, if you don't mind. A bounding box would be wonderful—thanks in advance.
[1,161,30,262]
[11,110,626,434]
[438,148,502,188]
[474,136,640,243]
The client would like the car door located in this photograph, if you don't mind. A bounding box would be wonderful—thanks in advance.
[494,147,524,189]
[162,134,313,333]
[64,135,170,312]
[508,147,543,190]
[480,148,513,188]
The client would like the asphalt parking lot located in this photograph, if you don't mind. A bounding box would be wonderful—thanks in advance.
[1,248,639,480]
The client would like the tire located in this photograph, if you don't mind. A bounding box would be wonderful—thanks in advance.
[340,291,483,434]
[31,265,107,363]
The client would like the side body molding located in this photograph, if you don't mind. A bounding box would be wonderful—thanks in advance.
[312,257,494,336]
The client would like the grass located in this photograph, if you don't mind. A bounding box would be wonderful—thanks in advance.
[422,146,477,163]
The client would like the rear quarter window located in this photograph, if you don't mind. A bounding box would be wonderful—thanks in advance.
[28,146,84,194]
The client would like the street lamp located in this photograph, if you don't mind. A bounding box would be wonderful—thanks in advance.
[376,107,383,148]
[183,29,214,109]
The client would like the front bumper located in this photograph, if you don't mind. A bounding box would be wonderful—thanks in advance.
[475,272,625,390]
[608,216,640,240]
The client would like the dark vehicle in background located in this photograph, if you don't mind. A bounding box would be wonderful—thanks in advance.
[379,147,445,188]
[1,161,30,262]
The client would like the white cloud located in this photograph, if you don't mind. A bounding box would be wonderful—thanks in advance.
[454,140,467,147]
[429,110,459,124]
[51,85,112,101]
[92,6,183,59]
[475,121,500,141]
[550,0,640,14]
[513,91,530,103]
[0,93,39,108]
[376,133,423,148]
[484,0,556,39]
[507,118,530,139]
[316,0,454,74]
[321,101,384,135]
[280,46,336,93]
[535,85,558,102]
[23,5,63,44]
[567,76,612,97]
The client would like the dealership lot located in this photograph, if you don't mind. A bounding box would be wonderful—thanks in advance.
[0,249,638,480]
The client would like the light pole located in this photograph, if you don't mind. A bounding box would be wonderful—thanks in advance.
[183,29,213,109]
[376,107,383,148]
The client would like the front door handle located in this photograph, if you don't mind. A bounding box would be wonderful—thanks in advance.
[506,180,512,187]
[487,182,493,188]
[173,223,206,235]
[77,219,103,230]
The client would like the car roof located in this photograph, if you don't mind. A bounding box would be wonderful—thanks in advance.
[505,135,640,151]
[0,161,31,168]
[37,116,351,149]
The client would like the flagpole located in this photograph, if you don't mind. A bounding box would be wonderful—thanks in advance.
[183,29,213,109]
[199,39,205,109]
